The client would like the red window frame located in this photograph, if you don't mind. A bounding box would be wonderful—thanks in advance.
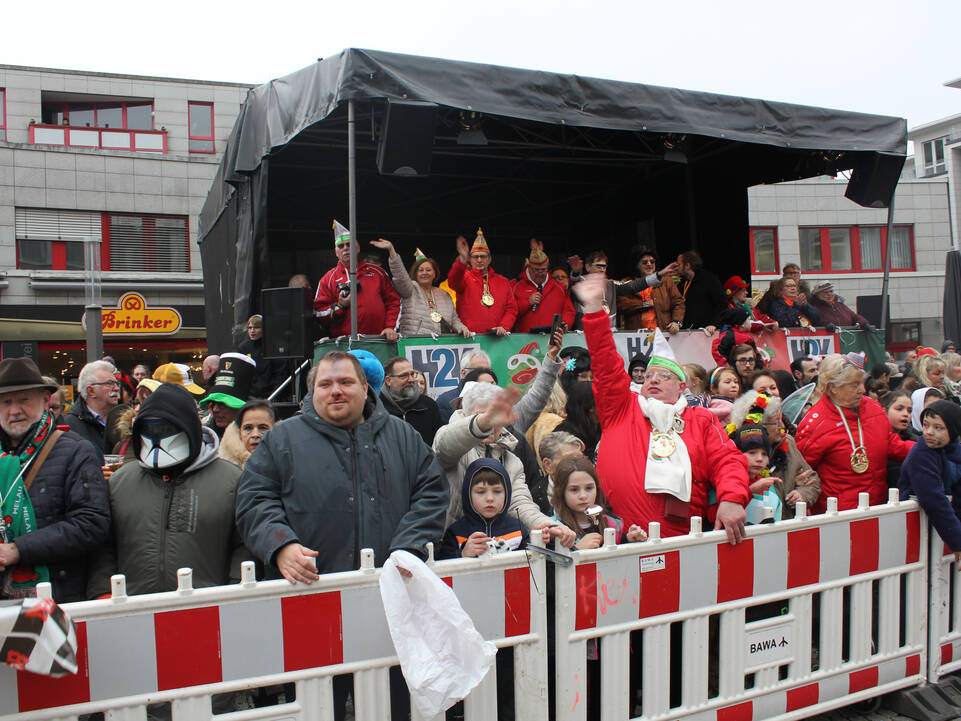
[749,227,779,275]
[14,239,103,271]
[40,100,154,130]
[797,225,915,273]
[0,88,6,140]
[187,101,215,153]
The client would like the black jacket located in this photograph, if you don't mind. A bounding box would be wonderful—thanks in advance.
[379,390,443,445]
[63,396,108,461]
[0,426,111,602]
[236,390,449,575]
[236,337,290,400]
[679,270,726,329]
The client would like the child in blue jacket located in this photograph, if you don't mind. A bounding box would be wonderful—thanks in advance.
[899,400,961,558]
[438,458,528,559]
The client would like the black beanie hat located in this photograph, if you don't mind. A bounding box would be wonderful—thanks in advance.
[731,425,771,456]
[921,400,961,443]
[718,306,751,328]
[132,383,203,467]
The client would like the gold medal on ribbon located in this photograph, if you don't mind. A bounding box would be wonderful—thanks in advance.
[850,446,869,474]
[650,432,676,459]
[430,311,443,323]
[672,416,685,434]
[601,302,611,314]
[481,291,495,307]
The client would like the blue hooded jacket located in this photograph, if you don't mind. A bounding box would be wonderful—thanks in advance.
[438,458,528,559]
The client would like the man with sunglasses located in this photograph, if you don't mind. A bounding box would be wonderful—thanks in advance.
[618,248,686,333]
[64,360,120,461]
[313,220,400,339]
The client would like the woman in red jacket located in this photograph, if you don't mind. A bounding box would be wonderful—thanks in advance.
[796,354,913,513]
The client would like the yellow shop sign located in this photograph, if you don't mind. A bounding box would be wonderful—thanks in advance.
[98,292,182,335]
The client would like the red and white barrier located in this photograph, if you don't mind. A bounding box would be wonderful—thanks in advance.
[927,525,961,682]
[553,490,927,721]
[0,545,548,721]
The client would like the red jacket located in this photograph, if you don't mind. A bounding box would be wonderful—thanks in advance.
[511,272,575,332]
[583,310,750,537]
[795,395,913,513]
[447,260,518,333]
[313,261,400,337]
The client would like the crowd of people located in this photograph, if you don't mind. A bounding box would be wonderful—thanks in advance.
[3,224,958,718]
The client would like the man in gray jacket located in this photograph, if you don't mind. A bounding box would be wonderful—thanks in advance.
[236,350,448,583]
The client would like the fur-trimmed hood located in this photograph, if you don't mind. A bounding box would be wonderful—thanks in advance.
[218,422,250,468]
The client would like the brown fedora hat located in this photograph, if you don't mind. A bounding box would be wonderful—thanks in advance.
[0,357,59,395]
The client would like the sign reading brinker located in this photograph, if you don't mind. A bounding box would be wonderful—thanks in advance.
[83,292,183,336]
[744,617,794,670]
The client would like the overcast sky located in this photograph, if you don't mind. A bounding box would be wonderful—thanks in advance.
[6,0,957,131]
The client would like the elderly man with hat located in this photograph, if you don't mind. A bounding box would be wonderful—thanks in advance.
[200,353,256,438]
[512,238,575,333]
[448,228,518,335]
[0,357,110,601]
[808,281,870,328]
[313,220,401,339]
[574,273,751,544]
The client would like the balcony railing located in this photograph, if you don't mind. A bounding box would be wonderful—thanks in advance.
[29,124,167,153]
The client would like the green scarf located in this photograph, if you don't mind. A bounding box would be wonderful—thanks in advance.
[0,411,54,597]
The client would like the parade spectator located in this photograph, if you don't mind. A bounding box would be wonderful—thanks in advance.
[526,382,567,467]
[883,389,913,486]
[791,356,819,388]
[707,367,740,424]
[767,278,822,328]
[347,349,386,395]
[551,267,571,290]
[683,363,710,407]
[447,229,517,335]
[574,273,750,542]
[808,281,869,327]
[617,248,685,333]
[236,350,449,578]
[199,353,255,439]
[571,250,678,329]
[629,354,648,393]
[42,377,65,424]
[676,250,725,332]
[723,275,777,328]
[219,399,276,469]
[437,350,492,422]
[538,431,585,499]
[201,355,220,384]
[87,383,248,598]
[512,239,576,332]
[554,381,601,459]
[730,391,820,518]
[65,360,120,459]
[413,369,428,395]
[941,352,961,402]
[560,348,593,394]
[943,340,958,354]
[796,354,913,512]
[371,238,471,337]
[313,220,401,339]
[288,273,312,294]
[237,314,289,400]
[711,307,759,366]
[910,387,945,438]
[729,342,761,388]
[380,356,443,445]
[899,401,961,559]
[916,355,947,396]
[432,381,575,546]
[749,369,781,398]
[131,364,151,384]
[0,358,110,602]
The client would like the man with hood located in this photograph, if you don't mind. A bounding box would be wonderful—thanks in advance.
[380,356,442,445]
[236,350,448,582]
[87,383,248,597]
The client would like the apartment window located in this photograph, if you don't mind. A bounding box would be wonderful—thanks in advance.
[0,88,6,141]
[41,100,153,130]
[15,208,188,272]
[188,102,214,153]
[749,227,779,274]
[798,225,914,273]
[922,137,946,176]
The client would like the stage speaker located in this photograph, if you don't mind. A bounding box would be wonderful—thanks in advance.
[262,286,311,359]
[857,294,891,343]
[376,100,437,176]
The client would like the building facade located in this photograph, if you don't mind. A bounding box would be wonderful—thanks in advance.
[0,64,250,380]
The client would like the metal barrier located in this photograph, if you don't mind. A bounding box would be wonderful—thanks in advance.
[553,490,927,721]
[0,544,548,721]
[927,520,961,682]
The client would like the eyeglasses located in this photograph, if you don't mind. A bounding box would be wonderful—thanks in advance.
[470,254,490,261]
[389,371,417,380]
[90,380,121,388]
[589,263,608,269]
[640,258,656,265]
[643,370,677,383]
[736,358,755,366]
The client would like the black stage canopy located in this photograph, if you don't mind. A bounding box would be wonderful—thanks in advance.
[199,48,907,352]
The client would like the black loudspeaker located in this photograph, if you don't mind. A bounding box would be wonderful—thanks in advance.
[262,287,311,359]
[857,294,892,343]
[376,100,437,176]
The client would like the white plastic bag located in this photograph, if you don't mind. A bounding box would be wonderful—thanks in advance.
[379,550,497,718]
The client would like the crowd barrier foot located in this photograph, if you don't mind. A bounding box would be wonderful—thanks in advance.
[885,676,961,721]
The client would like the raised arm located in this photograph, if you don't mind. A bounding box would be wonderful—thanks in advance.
[375,239,415,299]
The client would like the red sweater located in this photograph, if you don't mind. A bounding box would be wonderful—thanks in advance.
[796,395,913,513]
[583,310,750,536]
[447,260,518,333]
[313,261,400,337]
[511,273,575,332]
